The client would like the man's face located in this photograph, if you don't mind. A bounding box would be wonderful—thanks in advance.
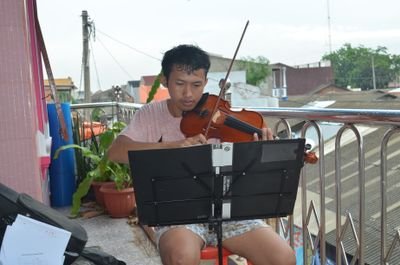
[164,65,208,116]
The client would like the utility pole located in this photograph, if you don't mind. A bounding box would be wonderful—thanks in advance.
[372,56,377,90]
[82,10,91,103]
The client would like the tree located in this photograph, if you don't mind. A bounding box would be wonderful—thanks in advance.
[323,43,399,90]
[391,54,400,85]
[237,56,271,86]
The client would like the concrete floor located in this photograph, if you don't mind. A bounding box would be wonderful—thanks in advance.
[56,207,161,265]
[61,208,245,265]
[78,216,161,265]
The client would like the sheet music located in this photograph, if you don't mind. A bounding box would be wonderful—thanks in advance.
[0,214,70,265]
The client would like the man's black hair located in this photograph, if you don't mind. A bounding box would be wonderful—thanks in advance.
[161,44,210,81]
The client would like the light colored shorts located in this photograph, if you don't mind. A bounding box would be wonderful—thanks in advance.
[155,219,269,248]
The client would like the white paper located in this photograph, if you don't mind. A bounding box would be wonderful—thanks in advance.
[0,214,71,265]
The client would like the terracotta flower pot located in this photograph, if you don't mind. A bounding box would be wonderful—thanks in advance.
[91,181,113,207]
[100,182,136,218]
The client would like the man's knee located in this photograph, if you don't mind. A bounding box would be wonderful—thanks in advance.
[160,246,200,265]
[275,247,296,265]
[158,228,203,265]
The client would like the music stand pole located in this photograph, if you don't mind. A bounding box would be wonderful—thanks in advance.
[213,172,224,265]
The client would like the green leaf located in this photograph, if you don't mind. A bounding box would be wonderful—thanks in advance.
[53,144,82,159]
[54,144,101,163]
[55,119,131,215]
[146,72,162,103]
[70,174,94,217]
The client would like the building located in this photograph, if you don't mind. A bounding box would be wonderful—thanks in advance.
[271,61,334,97]
[91,85,134,103]
[44,77,78,103]
[126,75,170,104]
[0,0,51,202]
[209,53,335,98]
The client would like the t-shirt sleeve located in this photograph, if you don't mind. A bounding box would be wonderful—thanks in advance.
[120,105,157,142]
[120,100,184,143]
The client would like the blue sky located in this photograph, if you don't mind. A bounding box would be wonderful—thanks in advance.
[37,0,400,92]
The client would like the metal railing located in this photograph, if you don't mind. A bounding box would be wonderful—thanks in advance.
[70,102,400,264]
[254,106,400,265]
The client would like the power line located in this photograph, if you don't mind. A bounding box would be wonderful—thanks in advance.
[89,38,102,90]
[95,35,134,80]
[92,28,265,94]
[96,28,161,62]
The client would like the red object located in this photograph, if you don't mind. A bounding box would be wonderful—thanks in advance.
[100,182,136,218]
[181,94,264,142]
[80,122,107,141]
[91,181,113,207]
[200,246,253,265]
[304,151,319,164]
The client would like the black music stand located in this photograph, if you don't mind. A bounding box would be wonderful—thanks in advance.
[128,139,305,264]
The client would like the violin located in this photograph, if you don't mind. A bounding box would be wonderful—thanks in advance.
[180,97,318,164]
[181,93,264,142]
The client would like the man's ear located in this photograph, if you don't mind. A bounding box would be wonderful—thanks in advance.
[160,75,167,87]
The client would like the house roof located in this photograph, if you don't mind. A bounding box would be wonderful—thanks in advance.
[306,83,351,95]
[141,75,157,86]
[279,89,400,110]
[270,89,400,138]
[91,86,134,103]
[44,77,77,90]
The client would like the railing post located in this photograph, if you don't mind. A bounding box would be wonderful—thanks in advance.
[273,118,294,246]
[335,124,365,265]
[381,126,400,264]
[301,121,325,264]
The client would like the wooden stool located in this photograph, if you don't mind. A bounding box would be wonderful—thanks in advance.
[200,246,253,265]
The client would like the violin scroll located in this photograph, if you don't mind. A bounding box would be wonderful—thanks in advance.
[304,143,318,164]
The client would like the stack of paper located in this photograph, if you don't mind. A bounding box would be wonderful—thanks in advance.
[0,214,71,265]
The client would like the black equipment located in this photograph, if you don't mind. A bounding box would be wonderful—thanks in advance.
[0,183,88,264]
[128,139,305,264]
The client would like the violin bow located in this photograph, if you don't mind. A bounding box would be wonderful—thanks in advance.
[204,20,250,138]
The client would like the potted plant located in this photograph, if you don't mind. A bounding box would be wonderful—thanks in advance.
[54,121,133,218]
[99,178,135,218]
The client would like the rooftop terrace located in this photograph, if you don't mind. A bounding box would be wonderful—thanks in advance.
[65,96,400,265]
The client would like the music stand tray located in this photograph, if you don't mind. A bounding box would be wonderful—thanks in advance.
[128,139,305,227]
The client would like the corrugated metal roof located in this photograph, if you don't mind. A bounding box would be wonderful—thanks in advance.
[280,89,400,110]
[306,126,400,264]
[276,90,400,264]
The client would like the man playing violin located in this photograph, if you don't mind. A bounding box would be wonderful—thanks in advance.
[107,44,296,265]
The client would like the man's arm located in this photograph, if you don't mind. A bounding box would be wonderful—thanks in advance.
[107,134,207,164]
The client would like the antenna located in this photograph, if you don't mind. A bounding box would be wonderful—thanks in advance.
[326,0,333,54]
